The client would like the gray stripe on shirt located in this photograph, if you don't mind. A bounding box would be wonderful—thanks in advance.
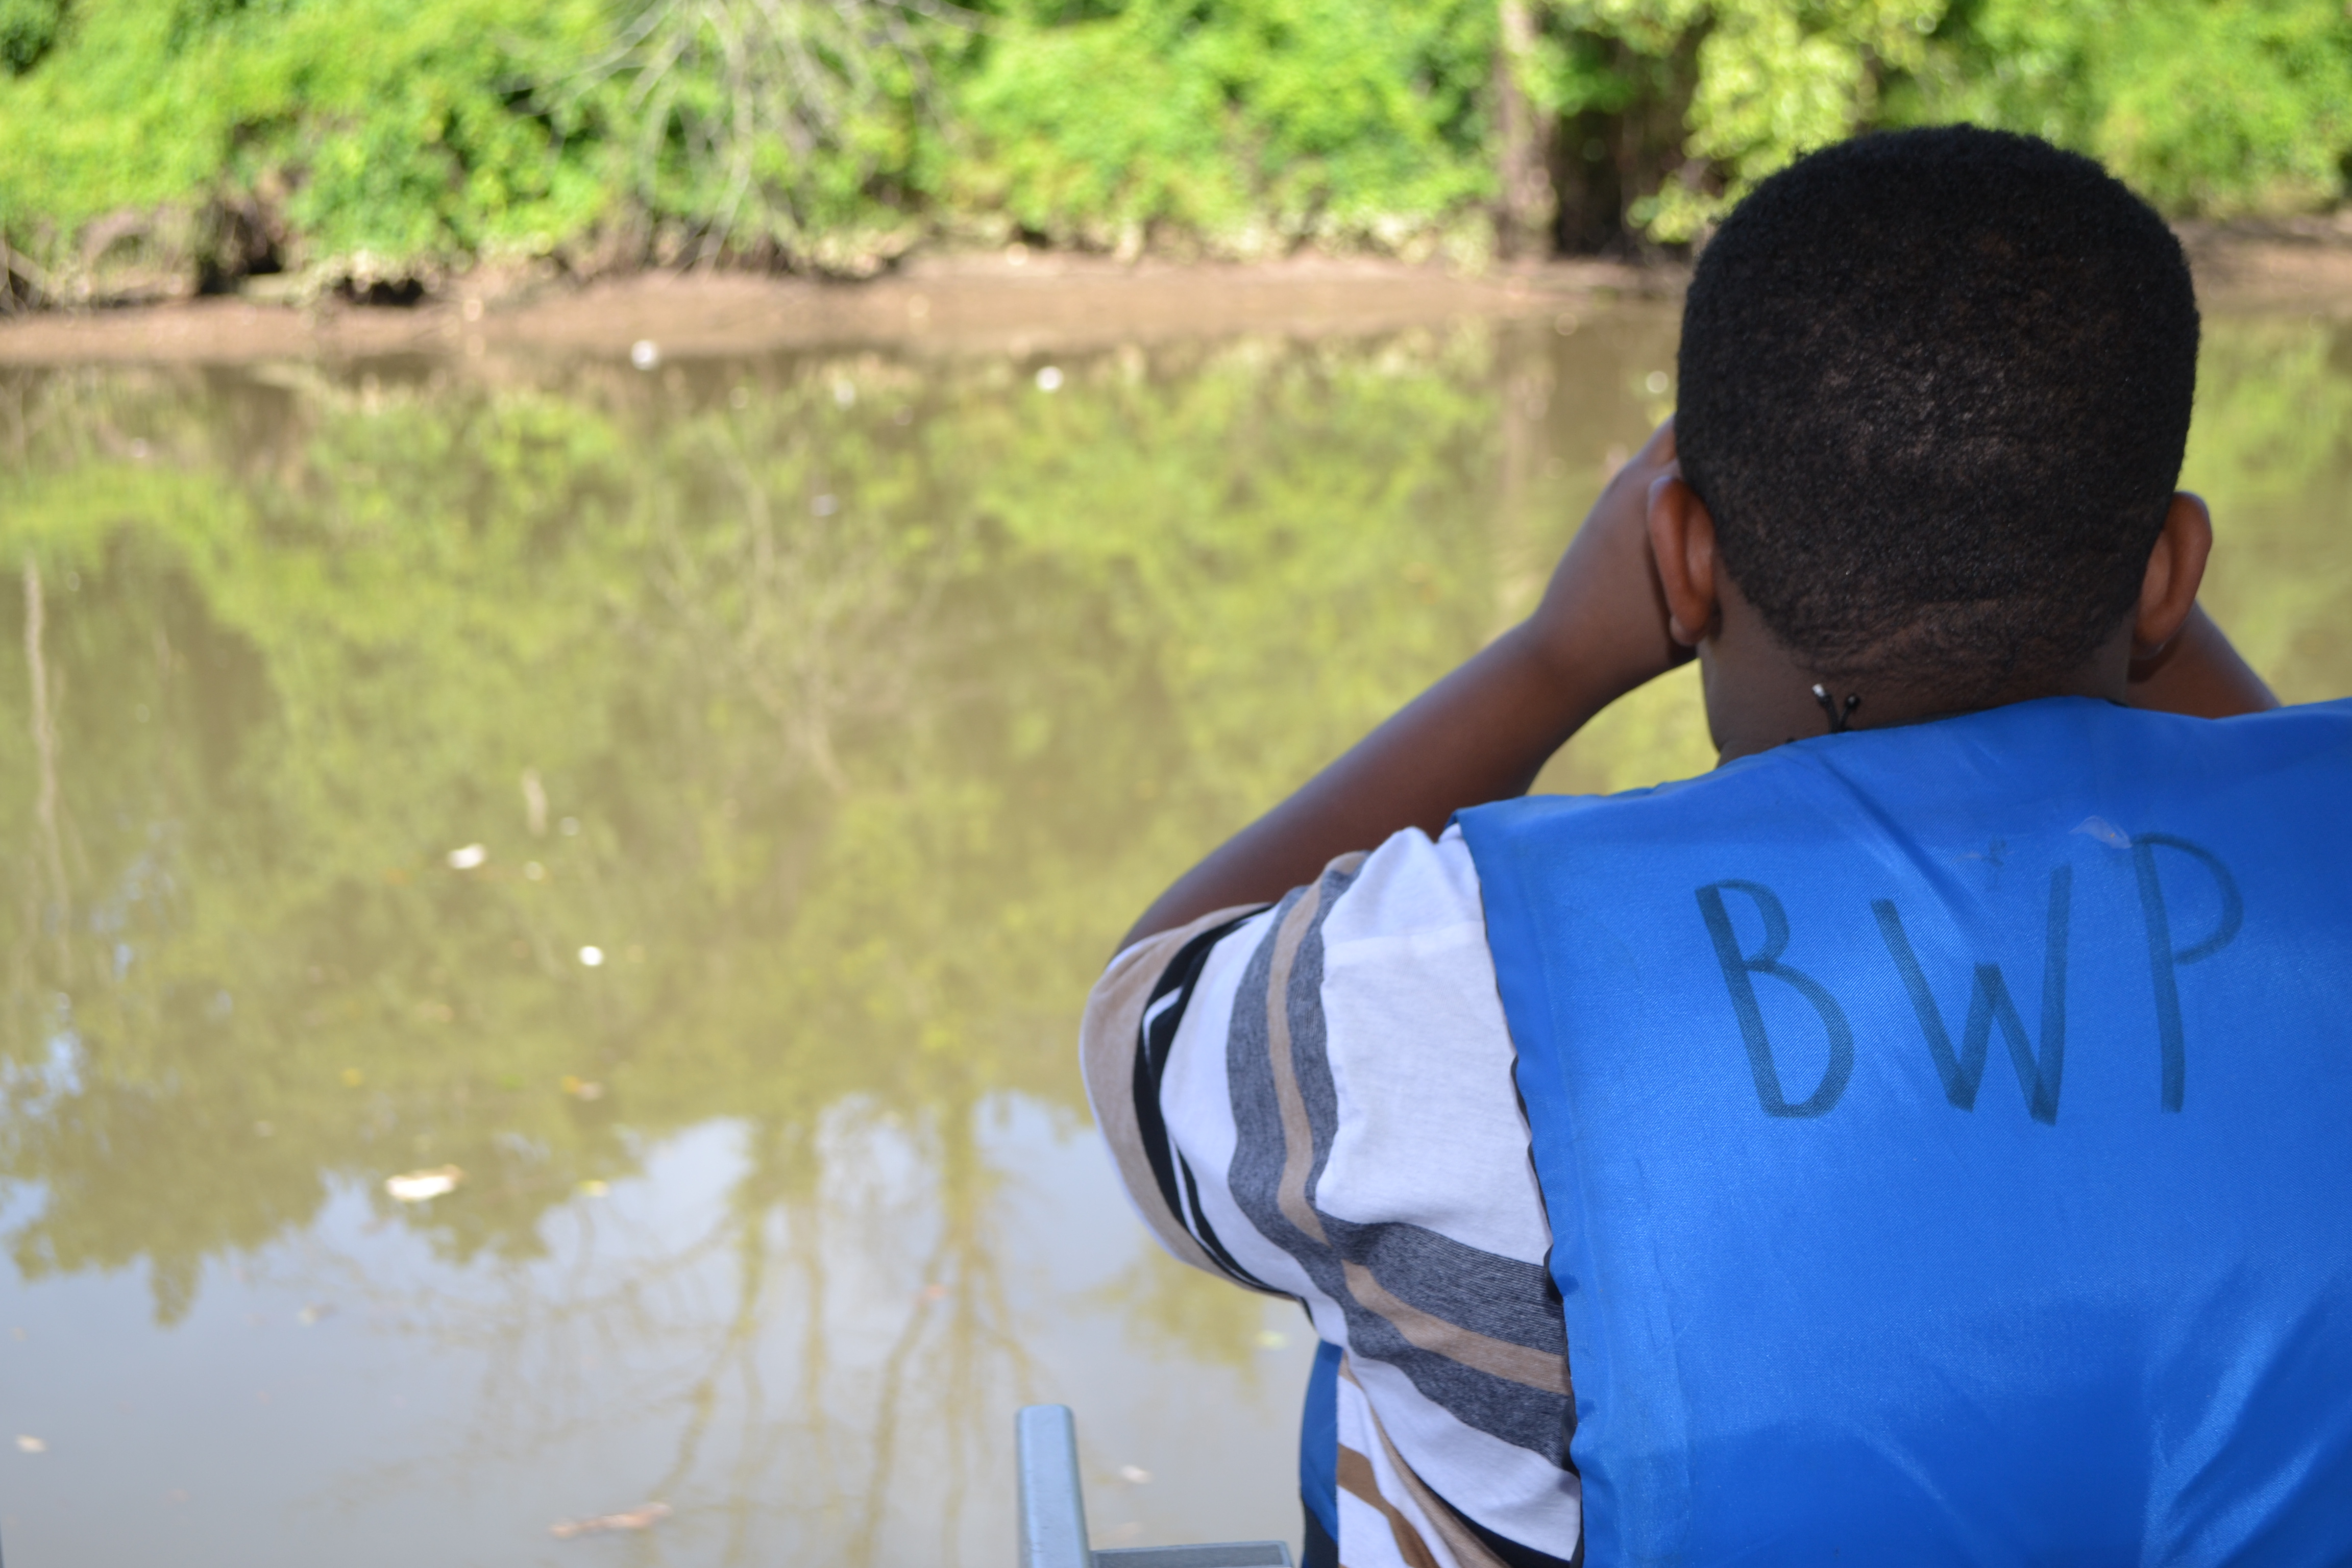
[1223,857,1574,1467]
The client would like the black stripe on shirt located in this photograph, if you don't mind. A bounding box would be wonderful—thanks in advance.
[1132,907,1282,1293]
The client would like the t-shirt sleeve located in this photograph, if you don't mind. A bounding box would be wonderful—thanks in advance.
[1080,830,1541,1298]
[1080,901,1278,1283]
[1081,831,1582,1561]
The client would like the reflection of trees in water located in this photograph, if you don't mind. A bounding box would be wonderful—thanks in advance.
[6,317,2340,1541]
[264,1105,1036,1565]
[639,362,968,800]
[20,559,67,977]
[0,337,1517,1547]
[1088,1242,1270,1378]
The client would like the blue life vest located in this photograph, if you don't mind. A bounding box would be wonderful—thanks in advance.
[1453,697,2352,1565]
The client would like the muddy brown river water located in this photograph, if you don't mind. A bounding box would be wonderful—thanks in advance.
[0,300,2346,1566]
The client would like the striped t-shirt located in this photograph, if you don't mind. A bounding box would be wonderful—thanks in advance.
[1080,824,1579,1568]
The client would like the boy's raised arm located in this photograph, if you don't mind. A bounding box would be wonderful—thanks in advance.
[1117,422,1691,952]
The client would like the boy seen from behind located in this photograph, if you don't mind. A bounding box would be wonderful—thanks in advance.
[1083,127,2352,1565]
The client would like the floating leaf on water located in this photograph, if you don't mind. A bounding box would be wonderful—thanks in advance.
[549,1501,671,1539]
[16,1436,45,1453]
[385,1166,463,1203]
[446,844,487,870]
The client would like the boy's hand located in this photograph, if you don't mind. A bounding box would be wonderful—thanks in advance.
[1117,416,1700,951]
[1525,419,1693,700]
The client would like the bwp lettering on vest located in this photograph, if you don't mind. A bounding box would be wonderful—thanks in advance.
[1696,828,2241,1124]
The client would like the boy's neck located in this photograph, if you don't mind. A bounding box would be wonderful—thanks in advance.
[1701,610,2132,764]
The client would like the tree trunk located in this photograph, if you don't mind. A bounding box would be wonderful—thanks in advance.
[1494,0,1558,259]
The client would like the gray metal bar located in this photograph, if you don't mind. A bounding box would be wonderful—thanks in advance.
[1093,1546,1294,1567]
[1016,1404,1093,1568]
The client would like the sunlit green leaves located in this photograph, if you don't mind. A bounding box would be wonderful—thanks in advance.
[956,0,1500,254]
[0,0,620,283]
[1544,0,2352,239]
[560,0,951,271]
[1918,0,2352,218]
[1532,0,1945,240]
[5,0,2352,278]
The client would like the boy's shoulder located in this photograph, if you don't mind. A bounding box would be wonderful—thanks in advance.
[1319,820,1487,951]
[1475,696,2352,841]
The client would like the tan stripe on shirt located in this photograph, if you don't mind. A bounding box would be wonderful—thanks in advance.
[1340,1353,1520,1568]
[1078,904,1267,1281]
[1343,1260,1574,1398]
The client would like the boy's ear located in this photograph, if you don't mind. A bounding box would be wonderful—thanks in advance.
[1648,476,1720,648]
[2133,493,2213,658]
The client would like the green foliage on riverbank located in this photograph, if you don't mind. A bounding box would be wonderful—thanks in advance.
[2,0,2349,299]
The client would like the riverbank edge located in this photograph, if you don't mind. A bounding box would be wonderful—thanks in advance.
[0,229,2341,365]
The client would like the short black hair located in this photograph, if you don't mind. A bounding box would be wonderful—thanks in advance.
[1675,125,2199,700]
